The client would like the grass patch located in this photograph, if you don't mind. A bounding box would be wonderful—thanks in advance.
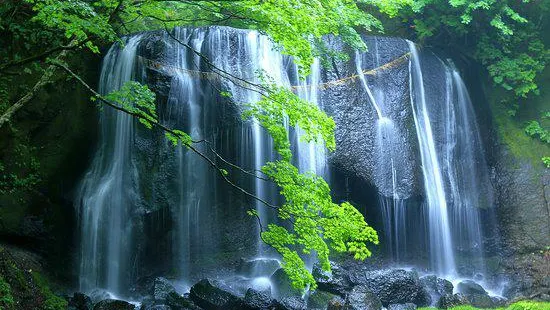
[31,272,67,310]
[418,300,550,310]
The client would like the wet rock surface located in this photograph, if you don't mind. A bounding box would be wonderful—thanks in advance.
[344,285,383,310]
[347,269,430,306]
[93,299,136,310]
[189,278,245,309]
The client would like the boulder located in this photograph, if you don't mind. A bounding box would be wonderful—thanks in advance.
[141,306,171,310]
[326,296,346,310]
[349,269,430,306]
[68,292,92,310]
[93,299,136,310]
[152,277,177,301]
[165,291,201,310]
[275,296,307,310]
[307,290,337,309]
[244,288,273,309]
[420,275,453,305]
[238,258,281,278]
[89,289,113,305]
[270,268,302,299]
[312,262,351,296]
[345,285,383,310]
[189,279,244,309]
[436,293,469,309]
[467,293,495,308]
[491,296,508,307]
[387,303,417,310]
[456,280,487,296]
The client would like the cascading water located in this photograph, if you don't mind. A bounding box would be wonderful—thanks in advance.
[77,26,327,295]
[77,28,496,298]
[77,35,144,294]
[407,41,457,277]
[440,64,493,278]
[355,40,409,263]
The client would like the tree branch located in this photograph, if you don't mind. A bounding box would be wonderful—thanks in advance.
[53,61,279,211]
[0,40,79,129]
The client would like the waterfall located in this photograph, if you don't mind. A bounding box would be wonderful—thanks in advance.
[77,27,328,295]
[77,28,495,296]
[407,41,456,277]
[441,65,493,278]
[77,35,144,294]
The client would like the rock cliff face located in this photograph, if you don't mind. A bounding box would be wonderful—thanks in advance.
[483,65,550,298]
[0,54,100,281]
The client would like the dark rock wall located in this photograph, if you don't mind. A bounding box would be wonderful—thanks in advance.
[0,54,100,284]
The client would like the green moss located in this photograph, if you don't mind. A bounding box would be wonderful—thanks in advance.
[489,84,550,168]
[0,275,14,310]
[418,301,550,310]
[31,272,67,310]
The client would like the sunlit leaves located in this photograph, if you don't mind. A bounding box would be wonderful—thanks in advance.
[25,0,118,53]
[103,81,157,128]
[243,74,335,162]
[260,160,378,291]
[408,0,549,98]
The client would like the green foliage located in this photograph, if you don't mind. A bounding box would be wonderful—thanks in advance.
[524,112,550,166]
[418,300,550,309]
[31,272,67,310]
[103,81,157,128]
[404,0,550,99]
[125,0,411,74]
[0,275,14,310]
[243,75,336,162]
[261,161,378,290]
[242,73,377,291]
[525,120,550,144]
[25,0,118,53]
[0,145,41,195]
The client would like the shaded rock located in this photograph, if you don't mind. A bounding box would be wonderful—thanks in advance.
[275,296,306,310]
[189,279,244,309]
[166,291,201,310]
[420,275,453,297]
[238,258,280,278]
[468,294,495,308]
[349,269,430,306]
[89,289,113,304]
[345,285,382,310]
[68,292,92,310]
[93,299,136,310]
[244,288,272,309]
[142,306,171,310]
[153,277,176,301]
[307,290,337,309]
[387,303,417,310]
[270,269,302,299]
[312,262,351,296]
[326,296,346,310]
[436,293,469,309]
[456,280,487,296]
[491,296,508,307]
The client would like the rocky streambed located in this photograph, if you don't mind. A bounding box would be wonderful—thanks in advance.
[66,260,510,310]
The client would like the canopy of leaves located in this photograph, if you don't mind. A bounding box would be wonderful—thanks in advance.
[401,0,550,98]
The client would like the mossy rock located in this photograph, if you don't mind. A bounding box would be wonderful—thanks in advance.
[0,245,67,310]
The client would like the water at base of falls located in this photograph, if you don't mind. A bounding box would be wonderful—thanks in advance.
[75,28,497,297]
